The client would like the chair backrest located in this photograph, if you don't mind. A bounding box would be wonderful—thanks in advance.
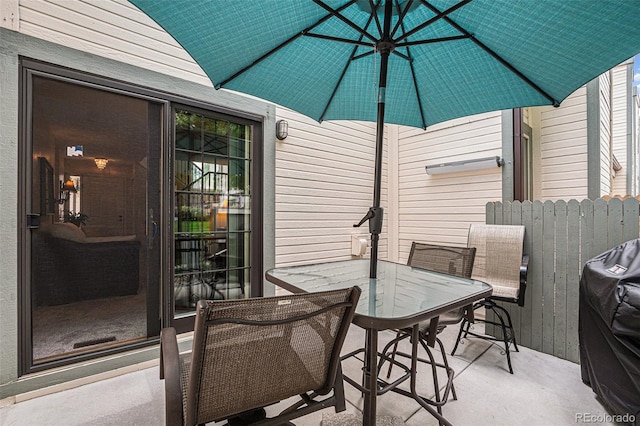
[186,287,361,425]
[407,242,476,279]
[467,224,525,302]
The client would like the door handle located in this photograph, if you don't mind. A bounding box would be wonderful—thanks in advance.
[149,221,159,249]
[148,209,159,249]
[27,213,40,229]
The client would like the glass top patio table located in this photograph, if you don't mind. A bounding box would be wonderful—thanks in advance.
[266,259,492,426]
[266,258,492,331]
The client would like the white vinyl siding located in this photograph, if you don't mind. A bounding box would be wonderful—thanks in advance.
[396,112,503,263]
[537,88,589,201]
[18,0,210,86]
[599,72,612,196]
[611,65,628,196]
[274,108,383,266]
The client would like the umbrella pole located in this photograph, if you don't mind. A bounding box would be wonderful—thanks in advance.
[365,0,393,279]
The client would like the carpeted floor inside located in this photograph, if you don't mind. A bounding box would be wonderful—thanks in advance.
[32,292,147,361]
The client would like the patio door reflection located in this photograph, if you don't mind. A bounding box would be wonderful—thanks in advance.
[173,108,251,322]
[27,71,162,367]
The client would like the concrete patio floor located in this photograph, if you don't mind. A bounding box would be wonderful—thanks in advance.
[0,324,613,426]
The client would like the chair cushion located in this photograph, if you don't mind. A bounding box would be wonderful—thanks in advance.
[489,283,519,300]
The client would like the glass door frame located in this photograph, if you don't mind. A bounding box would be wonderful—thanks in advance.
[18,58,265,374]
[169,102,264,334]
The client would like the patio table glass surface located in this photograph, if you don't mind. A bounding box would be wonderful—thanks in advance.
[265,258,491,330]
[266,258,492,426]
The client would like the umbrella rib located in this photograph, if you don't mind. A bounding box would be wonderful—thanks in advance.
[395,1,427,129]
[304,32,373,48]
[312,0,378,43]
[390,0,415,38]
[396,34,469,47]
[368,0,383,37]
[393,0,471,43]
[319,12,378,123]
[216,0,358,88]
[353,50,376,61]
[419,0,560,106]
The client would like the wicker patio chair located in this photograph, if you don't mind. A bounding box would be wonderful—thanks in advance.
[160,287,361,426]
[451,223,528,374]
[383,242,476,411]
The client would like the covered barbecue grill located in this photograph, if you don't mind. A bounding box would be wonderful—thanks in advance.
[579,239,640,425]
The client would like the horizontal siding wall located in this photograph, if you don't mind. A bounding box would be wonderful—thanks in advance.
[396,112,503,263]
[611,65,629,196]
[274,108,382,266]
[19,0,210,86]
[538,87,589,201]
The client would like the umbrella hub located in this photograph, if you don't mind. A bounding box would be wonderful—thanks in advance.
[376,40,395,55]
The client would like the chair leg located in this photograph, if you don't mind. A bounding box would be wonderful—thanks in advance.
[493,303,519,352]
[435,337,457,401]
[489,305,515,374]
[452,299,520,374]
[385,330,402,378]
[450,318,469,356]
[418,338,443,417]
[334,364,347,412]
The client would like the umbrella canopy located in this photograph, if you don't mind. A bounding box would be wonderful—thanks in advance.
[131,0,640,277]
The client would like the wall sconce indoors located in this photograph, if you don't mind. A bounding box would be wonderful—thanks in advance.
[276,119,288,140]
[94,157,109,170]
[59,179,77,204]
[425,156,504,175]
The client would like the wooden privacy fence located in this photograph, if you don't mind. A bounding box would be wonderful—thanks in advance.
[485,197,640,363]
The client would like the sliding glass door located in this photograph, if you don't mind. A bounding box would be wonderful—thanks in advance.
[23,65,162,370]
[172,107,254,330]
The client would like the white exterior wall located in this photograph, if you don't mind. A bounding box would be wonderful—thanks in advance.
[611,64,629,196]
[274,108,384,266]
[537,87,589,201]
[395,112,503,263]
[17,0,211,85]
[599,72,613,196]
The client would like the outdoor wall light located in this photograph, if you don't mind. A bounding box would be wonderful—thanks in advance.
[59,179,77,204]
[94,157,109,170]
[276,119,288,140]
[425,156,504,175]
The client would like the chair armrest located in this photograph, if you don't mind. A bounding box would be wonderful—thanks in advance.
[517,254,529,307]
[160,327,183,426]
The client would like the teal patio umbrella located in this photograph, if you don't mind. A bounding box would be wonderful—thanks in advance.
[131,0,640,278]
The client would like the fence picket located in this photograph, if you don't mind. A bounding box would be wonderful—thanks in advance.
[593,198,608,256]
[486,202,496,225]
[581,199,594,264]
[519,201,534,348]
[542,200,556,355]
[530,200,544,352]
[623,198,640,242]
[608,198,623,247]
[566,200,581,362]
[554,201,568,359]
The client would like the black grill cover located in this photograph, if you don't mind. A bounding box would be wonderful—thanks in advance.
[580,239,640,425]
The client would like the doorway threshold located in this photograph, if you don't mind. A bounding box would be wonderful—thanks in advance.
[1,333,193,403]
